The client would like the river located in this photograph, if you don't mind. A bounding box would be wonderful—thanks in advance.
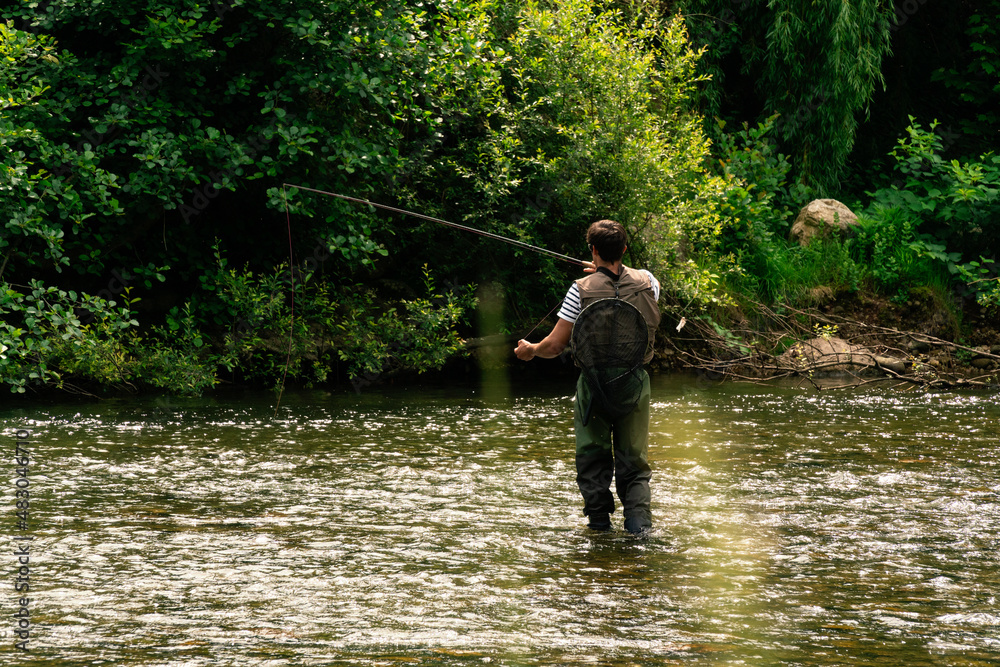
[2,374,998,665]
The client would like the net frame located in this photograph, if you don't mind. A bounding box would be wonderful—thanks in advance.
[571,297,650,426]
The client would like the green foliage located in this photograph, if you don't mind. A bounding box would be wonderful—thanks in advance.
[849,209,947,300]
[705,116,859,307]
[336,266,476,381]
[930,1,1000,150]
[157,252,477,390]
[0,23,124,276]
[950,257,1000,315]
[706,117,1000,315]
[680,0,893,193]
[510,0,716,243]
[712,116,814,284]
[0,277,221,396]
[0,1,487,394]
[813,322,839,340]
[860,118,1000,307]
[761,0,893,192]
[0,280,139,393]
[131,304,222,396]
[868,119,1000,254]
[7,0,997,396]
[713,115,805,237]
[669,259,736,309]
[414,0,728,315]
[1,0,497,285]
[0,254,475,395]
[721,234,864,307]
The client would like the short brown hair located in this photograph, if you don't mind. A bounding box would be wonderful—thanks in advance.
[587,220,626,263]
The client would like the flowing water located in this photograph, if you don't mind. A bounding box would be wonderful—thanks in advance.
[2,375,999,665]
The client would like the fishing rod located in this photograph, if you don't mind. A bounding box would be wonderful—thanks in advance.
[282,183,587,267]
[272,183,585,411]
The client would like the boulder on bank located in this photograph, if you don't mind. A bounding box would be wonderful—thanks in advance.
[778,337,914,377]
[779,337,876,374]
[789,199,859,246]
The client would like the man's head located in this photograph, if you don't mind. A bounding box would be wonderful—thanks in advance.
[587,219,627,263]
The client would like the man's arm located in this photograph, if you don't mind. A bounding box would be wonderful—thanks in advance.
[514,317,573,361]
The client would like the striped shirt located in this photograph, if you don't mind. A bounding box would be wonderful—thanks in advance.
[556,270,660,324]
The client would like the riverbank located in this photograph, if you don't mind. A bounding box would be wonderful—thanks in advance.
[650,288,1000,390]
[6,283,999,403]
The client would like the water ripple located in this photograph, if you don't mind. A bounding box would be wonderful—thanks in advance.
[2,379,999,664]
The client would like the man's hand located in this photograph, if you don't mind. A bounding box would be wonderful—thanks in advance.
[582,260,596,274]
[514,339,536,361]
[514,319,572,361]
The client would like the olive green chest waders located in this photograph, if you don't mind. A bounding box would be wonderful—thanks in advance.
[571,267,660,533]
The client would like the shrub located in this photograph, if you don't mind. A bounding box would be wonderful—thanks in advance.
[860,118,1000,308]
[0,281,141,393]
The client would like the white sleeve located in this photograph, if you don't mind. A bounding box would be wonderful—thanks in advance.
[556,283,582,323]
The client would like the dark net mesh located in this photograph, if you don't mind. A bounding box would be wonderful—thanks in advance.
[571,298,649,425]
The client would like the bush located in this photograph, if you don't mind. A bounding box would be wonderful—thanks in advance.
[169,253,477,391]
[848,208,945,300]
[708,116,824,305]
[860,118,1000,308]
[713,115,812,243]
[404,1,730,319]
[335,266,476,383]
[0,281,141,393]
[0,254,476,395]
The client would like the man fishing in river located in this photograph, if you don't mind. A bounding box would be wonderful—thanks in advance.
[514,220,661,534]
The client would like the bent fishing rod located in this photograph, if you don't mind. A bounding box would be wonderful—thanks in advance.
[282,183,587,268]
[274,183,586,413]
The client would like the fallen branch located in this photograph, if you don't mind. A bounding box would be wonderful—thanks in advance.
[660,298,1000,391]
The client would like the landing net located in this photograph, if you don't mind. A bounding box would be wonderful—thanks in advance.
[571,298,649,425]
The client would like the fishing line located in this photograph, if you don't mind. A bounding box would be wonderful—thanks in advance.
[522,299,564,341]
[274,184,295,418]
[278,184,587,383]
[282,183,587,267]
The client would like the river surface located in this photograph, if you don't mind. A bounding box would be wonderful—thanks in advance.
[2,374,999,665]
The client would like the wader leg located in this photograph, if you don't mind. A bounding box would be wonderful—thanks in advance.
[612,371,652,531]
[574,374,615,520]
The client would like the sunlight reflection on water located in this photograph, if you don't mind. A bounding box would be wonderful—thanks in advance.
[3,377,999,665]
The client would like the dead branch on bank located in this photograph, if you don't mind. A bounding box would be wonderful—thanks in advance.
[659,298,1000,391]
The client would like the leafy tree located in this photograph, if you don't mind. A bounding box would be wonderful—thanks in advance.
[402,0,728,318]
[858,118,1000,309]
[0,23,123,277]
[930,0,1000,154]
[1,0,499,282]
[677,0,894,194]
[0,1,491,393]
